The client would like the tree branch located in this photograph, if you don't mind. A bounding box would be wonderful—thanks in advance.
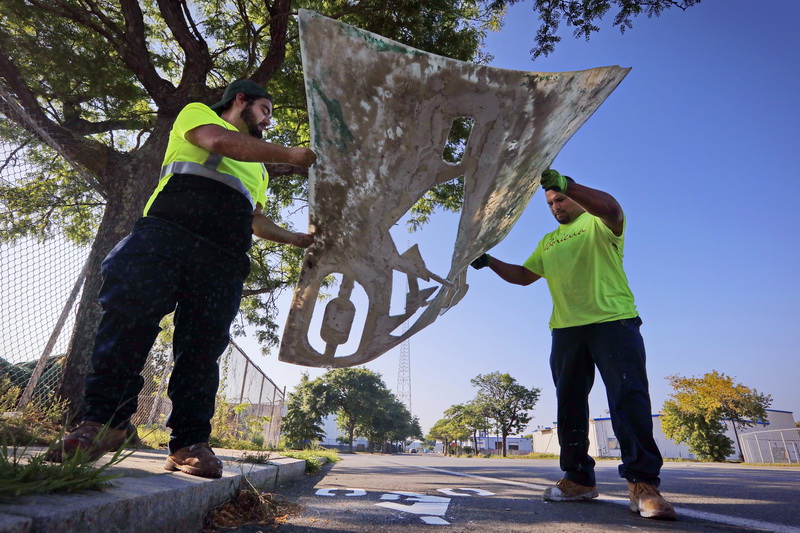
[156,0,213,90]
[118,0,175,107]
[252,0,292,84]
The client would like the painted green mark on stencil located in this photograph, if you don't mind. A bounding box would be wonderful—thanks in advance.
[342,25,424,56]
[311,80,354,153]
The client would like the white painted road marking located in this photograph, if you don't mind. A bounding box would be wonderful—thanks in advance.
[391,461,800,533]
[375,491,451,516]
[438,487,495,497]
[315,488,367,497]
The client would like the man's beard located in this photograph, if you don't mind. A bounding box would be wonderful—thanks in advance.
[241,103,263,139]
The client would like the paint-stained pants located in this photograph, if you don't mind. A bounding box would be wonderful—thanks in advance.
[83,217,250,452]
[550,317,663,487]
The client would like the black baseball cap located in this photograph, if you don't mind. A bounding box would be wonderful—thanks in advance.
[209,79,273,112]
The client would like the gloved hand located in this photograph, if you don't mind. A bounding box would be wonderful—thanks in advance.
[470,253,491,269]
[541,169,568,192]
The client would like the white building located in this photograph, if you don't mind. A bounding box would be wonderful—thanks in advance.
[530,409,798,462]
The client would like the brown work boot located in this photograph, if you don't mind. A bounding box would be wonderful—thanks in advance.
[628,481,677,520]
[165,442,223,478]
[542,478,599,501]
[43,420,131,462]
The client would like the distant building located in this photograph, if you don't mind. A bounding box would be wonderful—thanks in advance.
[529,409,798,462]
[474,435,533,455]
[317,414,368,451]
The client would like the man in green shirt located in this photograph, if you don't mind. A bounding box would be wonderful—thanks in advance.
[471,170,676,520]
[46,80,315,478]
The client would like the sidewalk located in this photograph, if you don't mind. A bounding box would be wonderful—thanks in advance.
[0,447,307,533]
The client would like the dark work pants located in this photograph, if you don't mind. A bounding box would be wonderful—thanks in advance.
[83,217,250,452]
[550,317,663,487]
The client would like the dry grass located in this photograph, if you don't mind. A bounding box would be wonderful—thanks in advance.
[203,489,302,531]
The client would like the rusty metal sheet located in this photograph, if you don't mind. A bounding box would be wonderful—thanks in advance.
[278,9,630,367]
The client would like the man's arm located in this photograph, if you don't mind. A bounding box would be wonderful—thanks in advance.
[562,182,624,236]
[541,170,624,236]
[185,124,316,167]
[252,206,314,248]
[471,254,541,286]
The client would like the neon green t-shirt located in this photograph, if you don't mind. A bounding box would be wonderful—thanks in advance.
[143,102,269,214]
[523,212,638,329]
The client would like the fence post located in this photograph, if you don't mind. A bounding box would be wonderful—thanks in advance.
[780,431,789,463]
[755,434,764,463]
[238,359,249,405]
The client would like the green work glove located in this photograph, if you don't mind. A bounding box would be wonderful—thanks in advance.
[470,253,491,270]
[541,169,568,192]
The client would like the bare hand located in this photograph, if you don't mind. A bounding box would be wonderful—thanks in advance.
[292,232,315,248]
[288,147,317,168]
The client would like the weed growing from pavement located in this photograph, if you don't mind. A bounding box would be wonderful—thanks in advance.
[240,446,340,475]
[0,434,130,500]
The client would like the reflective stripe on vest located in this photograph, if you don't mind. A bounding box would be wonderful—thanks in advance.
[159,157,257,210]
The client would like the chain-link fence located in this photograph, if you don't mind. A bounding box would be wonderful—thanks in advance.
[131,340,285,448]
[1,84,285,447]
[740,428,800,464]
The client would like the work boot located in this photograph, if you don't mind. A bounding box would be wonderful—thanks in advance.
[43,420,131,462]
[165,442,223,478]
[542,478,599,501]
[628,481,677,520]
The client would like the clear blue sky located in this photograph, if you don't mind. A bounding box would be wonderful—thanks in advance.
[239,0,800,435]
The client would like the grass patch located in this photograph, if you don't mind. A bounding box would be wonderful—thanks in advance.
[0,438,131,501]
[134,425,171,449]
[238,446,340,475]
[280,447,340,474]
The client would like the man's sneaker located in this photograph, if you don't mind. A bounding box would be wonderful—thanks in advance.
[43,420,132,462]
[542,479,599,501]
[165,442,223,478]
[628,482,677,520]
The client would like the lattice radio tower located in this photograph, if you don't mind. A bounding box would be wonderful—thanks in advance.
[396,323,412,415]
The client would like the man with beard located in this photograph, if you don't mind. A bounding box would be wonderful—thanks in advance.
[46,80,316,478]
[470,170,676,520]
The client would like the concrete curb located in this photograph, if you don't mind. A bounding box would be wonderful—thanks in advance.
[0,448,307,533]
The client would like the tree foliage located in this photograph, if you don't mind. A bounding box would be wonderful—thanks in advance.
[489,0,701,59]
[661,371,771,462]
[281,367,418,452]
[471,372,540,456]
[280,373,330,447]
[426,417,470,456]
[443,401,490,452]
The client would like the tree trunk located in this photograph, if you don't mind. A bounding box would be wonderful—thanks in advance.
[59,138,166,418]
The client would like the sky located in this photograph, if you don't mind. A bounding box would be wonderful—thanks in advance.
[233,0,800,436]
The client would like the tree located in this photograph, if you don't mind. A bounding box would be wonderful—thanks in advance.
[661,371,771,462]
[321,367,391,453]
[426,417,469,456]
[280,373,329,448]
[359,393,418,453]
[444,401,490,453]
[470,372,540,457]
[0,0,700,415]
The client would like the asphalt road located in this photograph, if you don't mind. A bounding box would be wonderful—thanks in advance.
[233,453,800,532]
